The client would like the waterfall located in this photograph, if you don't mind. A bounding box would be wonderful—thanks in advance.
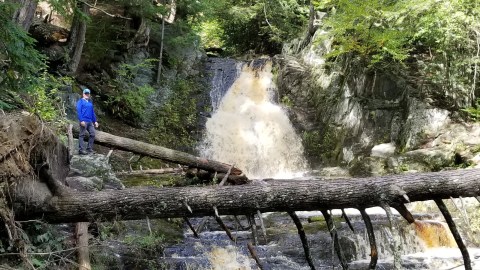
[201,59,307,178]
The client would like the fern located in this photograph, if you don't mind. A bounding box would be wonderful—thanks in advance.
[0,3,46,92]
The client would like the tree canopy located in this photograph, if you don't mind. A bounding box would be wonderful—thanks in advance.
[1,0,479,113]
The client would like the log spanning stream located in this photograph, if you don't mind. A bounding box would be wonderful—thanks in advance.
[159,58,480,270]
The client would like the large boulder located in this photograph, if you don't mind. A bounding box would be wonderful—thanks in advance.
[399,99,450,151]
[68,152,124,190]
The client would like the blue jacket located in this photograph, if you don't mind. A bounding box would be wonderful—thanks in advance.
[76,98,97,123]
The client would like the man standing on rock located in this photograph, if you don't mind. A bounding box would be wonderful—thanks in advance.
[76,88,99,155]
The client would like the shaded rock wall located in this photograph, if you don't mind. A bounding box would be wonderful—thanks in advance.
[277,53,409,167]
[276,12,472,175]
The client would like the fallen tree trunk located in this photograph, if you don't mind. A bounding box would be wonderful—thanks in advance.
[116,168,184,176]
[72,125,243,176]
[16,168,480,223]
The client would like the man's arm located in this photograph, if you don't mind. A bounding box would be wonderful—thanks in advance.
[77,100,86,127]
[76,100,82,122]
[92,101,98,127]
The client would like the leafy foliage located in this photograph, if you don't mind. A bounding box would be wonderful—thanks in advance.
[83,12,123,63]
[315,0,410,62]
[106,60,156,124]
[0,2,72,122]
[148,78,201,151]
[26,223,65,254]
[124,233,165,250]
[0,221,70,270]
[315,0,480,67]
[308,0,480,109]
[0,3,46,93]
[217,0,309,54]
[178,0,309,55]
[24,71,72,123]
[462,99,480,121]
[193,19,224,50]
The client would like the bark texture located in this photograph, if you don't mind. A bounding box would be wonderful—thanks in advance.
[75,222,91,270]
[116,168,184,176]
[29,20,69,45]
[72,125,244,176]
[12,0,37,30]
[16,168,480,223]
[67,2,88,74]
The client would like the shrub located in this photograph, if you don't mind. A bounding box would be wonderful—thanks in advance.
[106,60,156,124]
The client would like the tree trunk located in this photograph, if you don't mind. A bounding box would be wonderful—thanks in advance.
[164,0,176,24]
[72,125,244,176]
[76,222,91,270]
[12,0,37,30]
[156,16,165,84]
[29,21,69,45]
[127,16,150,51]
[116,168,184,176]
[67,2,89,74]
[297,4,319,53]
[15,168,480,223]
[156,0,176,83]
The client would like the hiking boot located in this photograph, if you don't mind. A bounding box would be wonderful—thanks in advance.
[87,150,96,155]
[79,150,88,155]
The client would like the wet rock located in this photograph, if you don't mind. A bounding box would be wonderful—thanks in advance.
[313,166,351,178]
[159,209,461,269]
[349,157,388,177]
[278,47,409,167]
[69,153,124,190]
[277,12,475,170]
[401,148,454,171]
[349,260,394,270]
[180,45,205,77]
[400,99,451,151]
[205,57,242,111]
[469,153,480,168]
[65,176,103,191]
[371,143,396,158]
[339,236,359,261]
[129,50,154,87]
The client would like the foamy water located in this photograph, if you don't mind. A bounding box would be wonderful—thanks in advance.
[190,58,480,269]
[200,60,307,179]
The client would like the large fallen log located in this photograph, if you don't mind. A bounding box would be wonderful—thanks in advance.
[16,168,480,223]
[5,114,479,269]
[72,125,243,176]
[116,168,184,176]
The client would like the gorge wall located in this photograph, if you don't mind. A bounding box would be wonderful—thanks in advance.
[276,10,480,176]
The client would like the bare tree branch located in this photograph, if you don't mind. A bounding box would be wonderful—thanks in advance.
[435,199,472,270]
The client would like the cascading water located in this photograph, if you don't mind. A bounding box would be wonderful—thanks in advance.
[160,58,480,270]
[200,58,307,178]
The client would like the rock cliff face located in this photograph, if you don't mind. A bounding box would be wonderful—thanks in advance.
[276,11,477,176]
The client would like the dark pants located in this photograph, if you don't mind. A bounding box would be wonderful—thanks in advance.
[79,122,96,152]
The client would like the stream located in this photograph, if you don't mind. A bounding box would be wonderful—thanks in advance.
[159,58,480,270]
